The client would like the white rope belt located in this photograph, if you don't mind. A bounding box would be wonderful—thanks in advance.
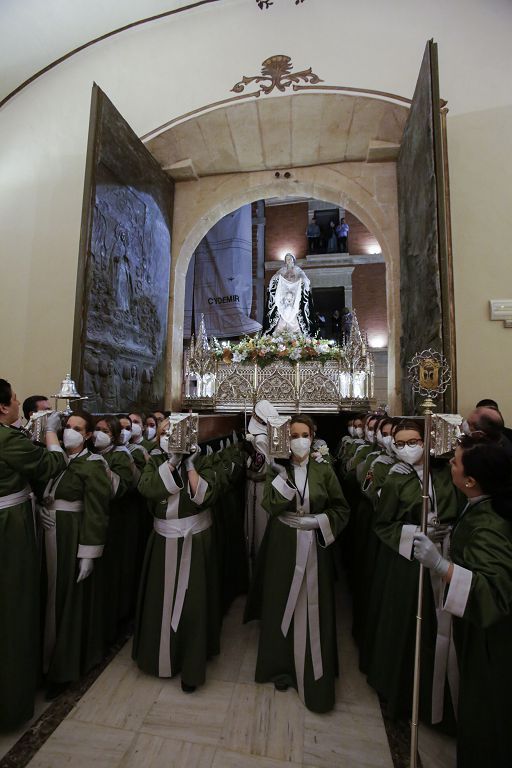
[0,485,31,509]
[155,509,212,677]
[278,516,324,703]
[42,499,84,512]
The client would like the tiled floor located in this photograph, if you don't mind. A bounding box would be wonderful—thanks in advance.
[24,585,395,768]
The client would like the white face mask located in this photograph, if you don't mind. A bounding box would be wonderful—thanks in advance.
[120,429,131,445]
[354,427,364,439]
[365,429,375,442]
[63,428,84,451]
[394,444,424,465]
[382,435,393,452]
[348,426,355,437]
[131,422,142,438]
[290,437,311,458]
[159,435,169,454]
[93,430,111,450]
[461,419,472,436]
[146,426,156,441]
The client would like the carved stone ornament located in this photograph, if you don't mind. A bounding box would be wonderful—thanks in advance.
[232,54,323,96]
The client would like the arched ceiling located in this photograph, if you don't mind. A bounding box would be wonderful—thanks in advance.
[0,0,209,103]
[146,93,408,178]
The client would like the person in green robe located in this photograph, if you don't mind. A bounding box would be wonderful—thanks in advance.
[0,379,67,730]
[119,413,152,601]
[246,414,350,713]
[38,410,112,696]
[142,413,158,453]
[89,415,136,656]
[414,436,512,768]
[133,419,221,692]
[368,419,458,730]
[352,416,395,648]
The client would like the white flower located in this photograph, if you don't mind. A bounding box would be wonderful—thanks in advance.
[289,347,302,361]
[233,351,247,363]
[318,344,330,354]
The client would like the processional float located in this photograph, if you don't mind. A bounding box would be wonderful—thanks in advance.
[183,312,376,413]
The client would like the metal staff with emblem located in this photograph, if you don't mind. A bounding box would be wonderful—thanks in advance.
[407,350,451,768]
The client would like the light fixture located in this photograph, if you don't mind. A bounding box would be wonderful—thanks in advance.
[489,299,512,328]
[368,333,388,349]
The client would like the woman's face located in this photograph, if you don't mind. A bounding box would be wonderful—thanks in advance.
[119,417,131,432]
[381,423,393,437]
[95,419,112,437]
[146,416,157,430]
[66,415,90,441]
[290,421,312,459]
[285,253,294,268]
[450,446,476,494]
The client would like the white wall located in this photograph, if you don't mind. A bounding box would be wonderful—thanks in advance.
[1,0,511,419]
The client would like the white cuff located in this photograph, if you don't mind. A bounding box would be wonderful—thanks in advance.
[189,475,208,505]
[271,474,296,501]
[399,524,418,559]
[158,462,183,494]
[443,563,473,617]
[316,512,335,547]
[77,544,104,559]
[48,444,65,453]
[110,470,120,498]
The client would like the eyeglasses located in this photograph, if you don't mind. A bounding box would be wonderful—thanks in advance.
[393,438,423,449]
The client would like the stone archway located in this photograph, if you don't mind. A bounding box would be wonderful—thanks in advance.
[166,161,401,412]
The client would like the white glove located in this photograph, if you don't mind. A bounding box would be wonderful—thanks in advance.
[254,434,270,461]
[206,444,213,455]
[297,515,320,530]
[377,455,394,465]
[168,452,184,469]
[184,446,201,471]
[76,557,94,583]
[46,411,62,434]
[268,458,287,479]
[282,514,320,531]
[311,451,324,463]
[39,507,55,529]
[389,461,413,475]
[413,533,450,575]
[232,430,238,445]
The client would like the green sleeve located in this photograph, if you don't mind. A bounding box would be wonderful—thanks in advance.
[374,473,413,551]
[262,466,296,519]
[317,462,350,540]
[2,428,67,488]
[138,455,180,501]
[109,450,135,498]
[78,457,111,552]
[460,524,512,628]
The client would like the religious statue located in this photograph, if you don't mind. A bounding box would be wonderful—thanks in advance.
[264,253,314,336]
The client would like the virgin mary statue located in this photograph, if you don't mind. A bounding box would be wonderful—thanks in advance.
[264,253,314,336]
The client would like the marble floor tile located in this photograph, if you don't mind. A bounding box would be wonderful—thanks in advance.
[236,621,259,683]
[70,660,163,731]
[212,747,303,768]
[418,723,456,768]
[118,732,216,768]
[220,681,304,763]
[140,679,235,746]
[26,720,135,768]
[208,601,253,683]
[303,702,393,768]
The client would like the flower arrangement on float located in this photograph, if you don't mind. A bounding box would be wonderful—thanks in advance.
[212,332,344,367]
